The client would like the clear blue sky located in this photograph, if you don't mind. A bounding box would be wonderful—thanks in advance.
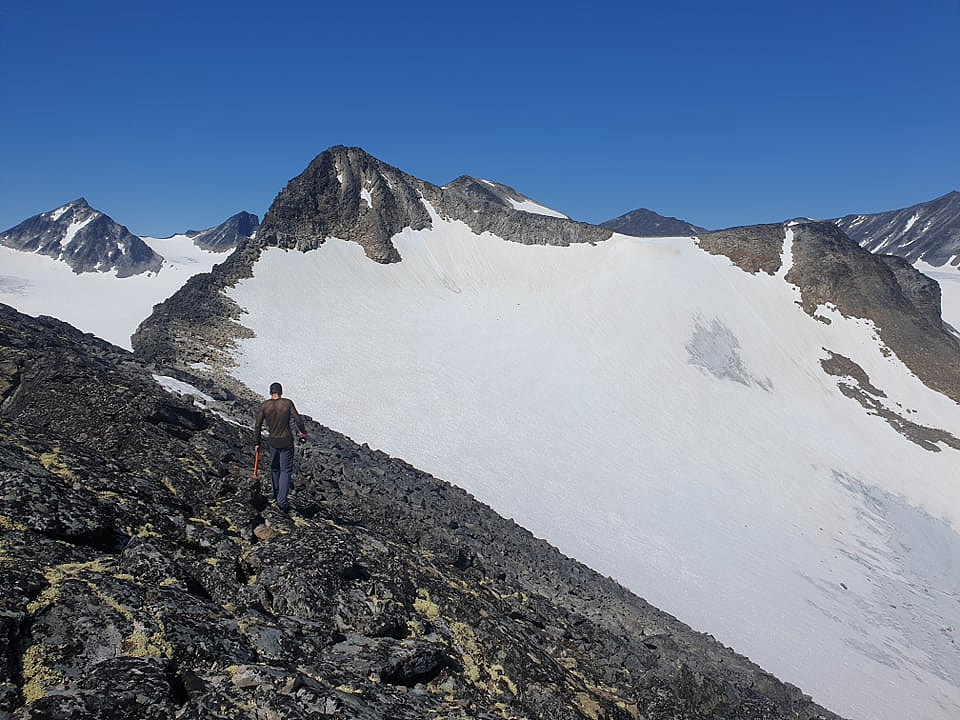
[2,1,957,236]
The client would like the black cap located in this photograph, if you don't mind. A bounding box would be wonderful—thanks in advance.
[269,382,282,395]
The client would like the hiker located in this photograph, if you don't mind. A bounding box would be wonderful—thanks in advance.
[254,382,307,513]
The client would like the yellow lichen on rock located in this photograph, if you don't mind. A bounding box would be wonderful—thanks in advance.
[488,665,518,696]
[39,448,76,481]
[136,523,162,539]
[448,622,518,699]
[21,644,65,703]
[124,627,166,658]
[335,684,363,695]
[413,589,441,620]
[0,515,28,532]
[27,560,111,614]
[575,692,603,720]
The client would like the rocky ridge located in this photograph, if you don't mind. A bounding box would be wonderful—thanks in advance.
[255,146,611,263]
[0,199,162,277]
[833,190,960,266]
[601,208,706,237]
[0,303,840,719]
[189,212,260,252]
[441,176,569,218]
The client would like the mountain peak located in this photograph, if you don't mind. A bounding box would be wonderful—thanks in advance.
[602,207,706,237]
[0,199,161,277]
[191,211,260,251]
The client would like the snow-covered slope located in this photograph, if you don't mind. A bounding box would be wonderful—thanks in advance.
[917,260,960,332]
[0,233,231,349]
[223,203,960,720]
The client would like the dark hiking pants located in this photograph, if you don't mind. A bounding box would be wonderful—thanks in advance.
[269,446,294,512]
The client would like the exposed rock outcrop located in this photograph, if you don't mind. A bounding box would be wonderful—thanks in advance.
[0,303,841,719]
[696,224,785,274]
[0,199,162,277]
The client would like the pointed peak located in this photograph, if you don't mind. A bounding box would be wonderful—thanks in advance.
[309,145,388,170]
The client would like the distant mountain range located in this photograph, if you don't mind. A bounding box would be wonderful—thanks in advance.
[0,201,259,276]
[832,190,960,266]
[600,191,960,262]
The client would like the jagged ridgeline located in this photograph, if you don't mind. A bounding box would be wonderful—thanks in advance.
[0,304,841,718]
[255,145,611,261]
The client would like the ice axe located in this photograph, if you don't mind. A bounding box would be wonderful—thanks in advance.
[253,445,260,480]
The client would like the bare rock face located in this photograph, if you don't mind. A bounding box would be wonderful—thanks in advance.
[696,224,785,275]
[0,303,842,720]
[0,198,162,277]
[256,146,431,263]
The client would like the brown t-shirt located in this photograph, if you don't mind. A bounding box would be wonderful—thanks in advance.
[255,397,305,448]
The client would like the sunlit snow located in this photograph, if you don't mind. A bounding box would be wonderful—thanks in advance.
[152,373,214,405]
[48,204,70,222]
[227,208,960,720]
[505,196,569,219]
[60,214,96,249]
[916,260,960,331]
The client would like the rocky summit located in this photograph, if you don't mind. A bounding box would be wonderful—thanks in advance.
[0,199,162,278]
[0,302,839,719]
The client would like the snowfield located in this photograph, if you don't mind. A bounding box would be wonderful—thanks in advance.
[0,234,231,349]
[227,205,960,720]
[916,259,960,333]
